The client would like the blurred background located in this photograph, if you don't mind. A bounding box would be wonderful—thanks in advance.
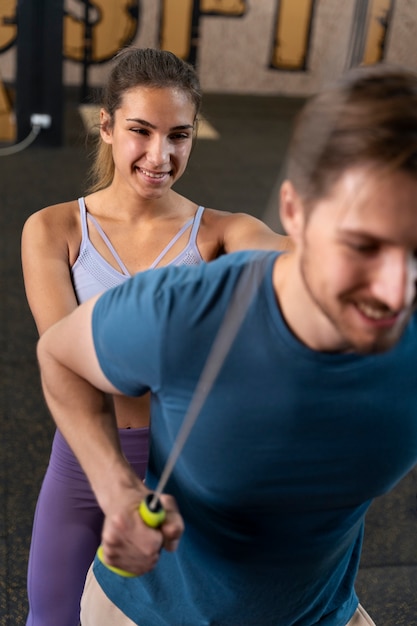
[1,0,413,151]
[1,1,417,624]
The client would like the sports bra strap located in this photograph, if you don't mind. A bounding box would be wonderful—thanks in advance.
[150,206,204,269]
[86,213,131,276]
[78,197,89,241]
[77,199,205,274]
[78,198,130,276]
[188,205,204,241]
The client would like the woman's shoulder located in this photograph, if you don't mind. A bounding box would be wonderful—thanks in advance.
[198,207,292,254]
[193,207,257,259]
[23,199,81,235]
[199,207,268,234]
[198,206,233,227]
[201,207,258,223]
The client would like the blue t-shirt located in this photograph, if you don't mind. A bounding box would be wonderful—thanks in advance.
[91,251,417,626]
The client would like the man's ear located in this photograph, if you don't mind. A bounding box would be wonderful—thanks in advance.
[99,109,113,144]
[279,180,305,241]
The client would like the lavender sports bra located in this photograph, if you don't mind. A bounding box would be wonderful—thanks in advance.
[71,198,205,303]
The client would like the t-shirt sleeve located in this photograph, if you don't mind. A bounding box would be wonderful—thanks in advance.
[90,251,272,398]
[91,269,169,396]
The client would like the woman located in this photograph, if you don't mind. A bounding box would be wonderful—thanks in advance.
[21,47,291,626]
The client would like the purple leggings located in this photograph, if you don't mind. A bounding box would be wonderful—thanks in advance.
[26,427,149,626]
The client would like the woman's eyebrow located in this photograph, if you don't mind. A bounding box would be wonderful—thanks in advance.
[126,118,194,131]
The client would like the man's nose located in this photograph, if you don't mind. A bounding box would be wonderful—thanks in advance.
[370,249,417,312]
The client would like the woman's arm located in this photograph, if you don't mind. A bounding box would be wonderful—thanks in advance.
[204,209,293,255]
[224,212,293,252]
[21,204,79,336]
[37,298,183,574]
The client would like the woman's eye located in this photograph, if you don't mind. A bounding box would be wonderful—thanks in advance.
[131,128,149,135]
[170,133,190,141]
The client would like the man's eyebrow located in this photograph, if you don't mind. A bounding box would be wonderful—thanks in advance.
[126,118,194,131]
[338,229,392,245]
[338,229,376,238]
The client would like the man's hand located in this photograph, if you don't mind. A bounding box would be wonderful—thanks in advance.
[100,492,184,576]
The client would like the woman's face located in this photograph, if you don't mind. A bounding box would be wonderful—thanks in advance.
[101,85,196,200]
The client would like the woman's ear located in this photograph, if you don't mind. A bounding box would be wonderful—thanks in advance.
[279,180,305,241]
[99,109,113,144]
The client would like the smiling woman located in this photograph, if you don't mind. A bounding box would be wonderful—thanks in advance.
[99,86,196,203]
[20,46,291,626]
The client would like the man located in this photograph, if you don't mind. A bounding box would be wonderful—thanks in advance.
[37,64,417,626]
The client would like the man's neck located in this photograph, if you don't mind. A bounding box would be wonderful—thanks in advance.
[272,254,348,353]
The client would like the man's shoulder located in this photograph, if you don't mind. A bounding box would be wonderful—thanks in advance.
[198,249,280,281]
[95,250,279,323]
[131,249,278,289]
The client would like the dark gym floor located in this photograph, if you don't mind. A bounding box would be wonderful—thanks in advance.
[0,91,416,625]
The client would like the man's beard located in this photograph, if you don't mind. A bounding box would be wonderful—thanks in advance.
[299,250,414,355]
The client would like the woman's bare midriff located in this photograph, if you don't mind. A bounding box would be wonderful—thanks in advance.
[113,393,151,429]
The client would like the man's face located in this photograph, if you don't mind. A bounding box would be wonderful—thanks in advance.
[293,167,417,354]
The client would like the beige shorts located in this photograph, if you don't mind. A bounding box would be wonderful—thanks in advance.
[80,564,137,626]
[80,564,376,626]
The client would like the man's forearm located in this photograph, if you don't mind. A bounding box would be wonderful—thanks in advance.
[37,314,147,512]
[35,297,184,576]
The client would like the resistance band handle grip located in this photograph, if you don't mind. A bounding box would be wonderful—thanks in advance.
[96,493,167,577]
[139,493,167,528]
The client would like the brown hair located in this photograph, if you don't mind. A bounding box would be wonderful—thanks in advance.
[286,63,417,210]
[87,47,202,192]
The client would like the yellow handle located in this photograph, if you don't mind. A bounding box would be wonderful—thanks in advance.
[97,493,166,577]
[97,544,136,577]
[139,493,167,528]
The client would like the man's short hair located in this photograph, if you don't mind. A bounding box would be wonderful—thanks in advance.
[286,63,417,209]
